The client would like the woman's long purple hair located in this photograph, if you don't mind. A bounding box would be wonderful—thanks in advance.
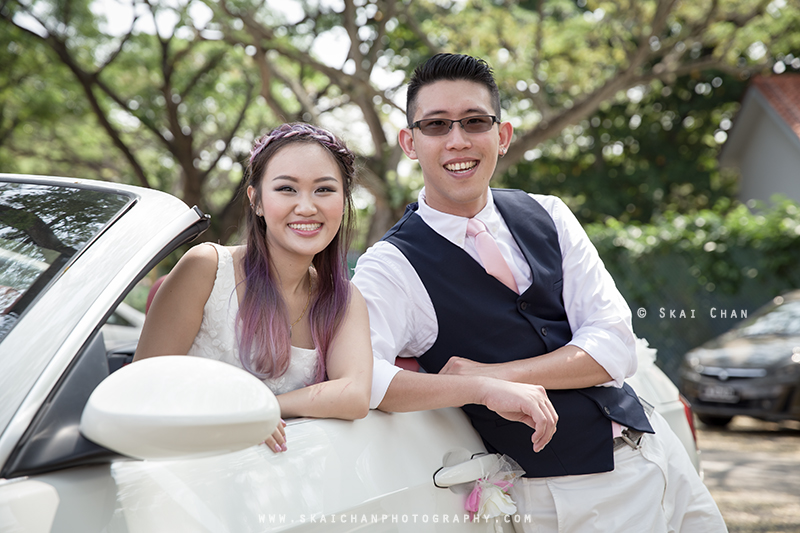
[237,123,356,384]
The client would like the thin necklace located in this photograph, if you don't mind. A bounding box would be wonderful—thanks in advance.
[289,275,312,337]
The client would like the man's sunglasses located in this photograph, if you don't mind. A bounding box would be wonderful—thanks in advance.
[409,115,500,136]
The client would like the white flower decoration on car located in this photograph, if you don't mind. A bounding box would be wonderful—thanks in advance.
[472,481,517,517]
[464,454,524,529]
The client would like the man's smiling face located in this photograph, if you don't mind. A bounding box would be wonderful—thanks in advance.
[399,79,512,218]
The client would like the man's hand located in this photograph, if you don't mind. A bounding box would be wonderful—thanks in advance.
[479,378,558,453]
[441,356,557,451]
[377,371,557,452]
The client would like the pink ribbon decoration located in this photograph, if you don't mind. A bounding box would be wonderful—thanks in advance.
[462,455,524,520]
[466,485,483,519]
[466,480,518,519]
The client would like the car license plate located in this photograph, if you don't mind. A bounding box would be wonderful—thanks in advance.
[699,384,739,403]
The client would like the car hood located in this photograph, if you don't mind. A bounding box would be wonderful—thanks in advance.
[689,335,800,368]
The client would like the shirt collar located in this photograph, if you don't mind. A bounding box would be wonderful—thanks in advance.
[416,187,502,249]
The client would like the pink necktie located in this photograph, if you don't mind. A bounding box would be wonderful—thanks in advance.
[466,218,519,293]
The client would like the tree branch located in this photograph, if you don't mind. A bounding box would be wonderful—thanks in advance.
[216,171,248,244]
[180,49,227,99]
[342,0,362,68]
[96,18,139,74]
[2,2,152,187]
[397,2,440,53]
[200,78,255,182]
[252,48,295,121]
[366,1,396,68]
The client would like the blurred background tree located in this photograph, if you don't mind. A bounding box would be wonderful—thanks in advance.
[1,0,257,241]
[2,0,799,246]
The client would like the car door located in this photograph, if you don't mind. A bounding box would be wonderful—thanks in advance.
[0,175,210,532]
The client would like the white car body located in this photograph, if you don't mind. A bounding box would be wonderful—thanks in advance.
[0,174,700,533]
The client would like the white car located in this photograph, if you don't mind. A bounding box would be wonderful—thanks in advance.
[0,174,700,533]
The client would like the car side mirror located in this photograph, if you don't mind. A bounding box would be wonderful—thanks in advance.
[80,356,279,460]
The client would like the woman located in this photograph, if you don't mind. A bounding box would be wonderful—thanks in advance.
[134,123,372,453]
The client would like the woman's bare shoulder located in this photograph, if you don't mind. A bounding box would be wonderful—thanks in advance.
[176,243,219,274]
[345,281,368,315]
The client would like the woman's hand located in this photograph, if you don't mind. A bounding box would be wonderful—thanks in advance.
[263,419,288,453]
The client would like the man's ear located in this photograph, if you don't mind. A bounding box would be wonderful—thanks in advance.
[398,128,418,160]
[499,120,514,153]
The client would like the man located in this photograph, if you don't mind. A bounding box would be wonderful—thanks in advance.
[352,53,726,531]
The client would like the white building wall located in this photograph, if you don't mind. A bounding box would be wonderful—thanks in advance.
[736,112,800,204]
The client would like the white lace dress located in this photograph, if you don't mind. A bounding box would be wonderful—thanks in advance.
[186,243,318,395]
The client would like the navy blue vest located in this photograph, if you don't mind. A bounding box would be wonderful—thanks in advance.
[383,189,653,478]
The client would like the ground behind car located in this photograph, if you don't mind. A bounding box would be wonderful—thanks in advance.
[698,416,800,532]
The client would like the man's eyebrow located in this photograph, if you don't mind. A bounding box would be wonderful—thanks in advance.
[420,107,488,119]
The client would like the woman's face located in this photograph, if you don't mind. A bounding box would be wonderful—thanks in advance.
[248,142,345,262]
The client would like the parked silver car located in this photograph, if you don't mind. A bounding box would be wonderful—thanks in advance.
[681,290,800,427]
[0,174,700,532]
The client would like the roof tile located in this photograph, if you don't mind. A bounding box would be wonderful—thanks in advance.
[753,73,800,140]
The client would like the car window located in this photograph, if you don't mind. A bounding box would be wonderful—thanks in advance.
[105,310,134,327]
[740,300,800,337]
[0,181,131,342]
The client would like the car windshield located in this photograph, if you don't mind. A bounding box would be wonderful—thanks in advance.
[0,180,131,342]
[739,300,800,337]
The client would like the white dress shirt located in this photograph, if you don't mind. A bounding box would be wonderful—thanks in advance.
[353,188,638,409]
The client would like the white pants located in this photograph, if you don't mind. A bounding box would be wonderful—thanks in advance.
[509,412,727,532]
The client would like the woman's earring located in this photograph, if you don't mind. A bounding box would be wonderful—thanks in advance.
[499,146,506,157]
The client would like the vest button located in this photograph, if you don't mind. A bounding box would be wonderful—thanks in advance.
[541,326,547,336]
[604,406,611,414]
[519,302,528,311]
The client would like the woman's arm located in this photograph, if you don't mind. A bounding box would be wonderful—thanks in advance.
[276,284,373,420]
[133,244,218,361]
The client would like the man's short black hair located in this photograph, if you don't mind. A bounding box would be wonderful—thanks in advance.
[406,53,501,126]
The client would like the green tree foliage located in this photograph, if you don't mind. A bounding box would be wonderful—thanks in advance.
[0,21,119,177]
[587,197,800,379]
[2,0,258,242]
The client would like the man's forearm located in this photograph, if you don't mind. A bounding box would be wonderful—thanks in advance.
[441,345,614,389]
[499,345,613,388]
[377,370,489,412]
